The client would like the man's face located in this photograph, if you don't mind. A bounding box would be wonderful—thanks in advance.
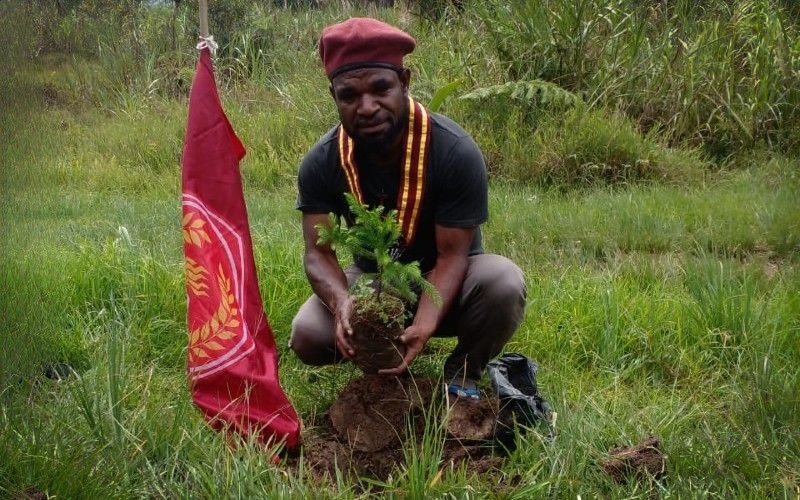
[330,67,410,151]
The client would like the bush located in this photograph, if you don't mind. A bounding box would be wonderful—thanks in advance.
[545,107,704,186]
[459,81,705,186]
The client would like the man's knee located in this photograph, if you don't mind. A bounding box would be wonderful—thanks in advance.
[289,314,336,366]
[470,254,526,308]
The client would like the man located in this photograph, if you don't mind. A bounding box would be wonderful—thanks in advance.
[289,17,526,399]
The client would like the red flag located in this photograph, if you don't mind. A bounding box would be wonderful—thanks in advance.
[181,48,301,449]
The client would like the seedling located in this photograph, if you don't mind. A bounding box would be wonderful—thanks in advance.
[316,193,440,372]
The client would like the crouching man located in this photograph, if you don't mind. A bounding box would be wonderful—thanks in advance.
[289,17,526,398]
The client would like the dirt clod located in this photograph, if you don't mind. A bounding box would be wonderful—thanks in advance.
[14,487,48,500]
[601,436,665,483]
[329,375,432,452]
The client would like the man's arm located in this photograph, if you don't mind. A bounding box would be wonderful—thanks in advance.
[301,213,355,358]
[380,224,475,375]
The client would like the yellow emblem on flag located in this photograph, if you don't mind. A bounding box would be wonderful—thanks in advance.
[188,265,241,363]
[182,203,245,369]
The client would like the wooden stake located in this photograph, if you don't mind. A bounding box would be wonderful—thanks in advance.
[199,0,209,38]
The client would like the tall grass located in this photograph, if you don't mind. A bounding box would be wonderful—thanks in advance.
[473,0,800,158]
[24,0,800,184]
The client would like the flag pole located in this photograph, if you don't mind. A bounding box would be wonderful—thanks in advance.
[199,0,209,38]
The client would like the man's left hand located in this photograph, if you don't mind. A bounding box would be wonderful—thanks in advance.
[378,324,432,375]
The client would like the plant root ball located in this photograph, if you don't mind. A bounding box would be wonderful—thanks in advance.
[349,294,407,373]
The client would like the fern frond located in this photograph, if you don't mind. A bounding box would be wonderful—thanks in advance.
[460,80,580,108]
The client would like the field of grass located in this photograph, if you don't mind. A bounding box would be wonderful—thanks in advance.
[2,0,799,497]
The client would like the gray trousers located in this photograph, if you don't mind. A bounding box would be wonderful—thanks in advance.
[289,254,526,380]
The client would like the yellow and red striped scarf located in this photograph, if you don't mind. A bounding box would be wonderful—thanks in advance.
[337,97,431,245]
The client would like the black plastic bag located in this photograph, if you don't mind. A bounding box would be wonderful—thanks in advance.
[488,353,552,449]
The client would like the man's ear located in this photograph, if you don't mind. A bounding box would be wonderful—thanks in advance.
[400,68,411,94]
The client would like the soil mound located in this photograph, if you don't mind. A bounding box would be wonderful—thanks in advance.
[446,396,498,441]
[297,374,505,482]
[329,375,432,452]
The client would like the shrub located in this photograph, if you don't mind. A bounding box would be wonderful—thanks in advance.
[460,83,706,187]
[530,106,705,187]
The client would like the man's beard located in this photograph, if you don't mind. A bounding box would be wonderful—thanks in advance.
[352,118,406,153]
[347,103,409,153]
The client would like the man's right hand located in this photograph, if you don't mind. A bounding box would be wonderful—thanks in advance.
[301,212,356,359]
[334,295,355,358]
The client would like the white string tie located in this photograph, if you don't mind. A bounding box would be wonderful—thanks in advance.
[196,35,219,54]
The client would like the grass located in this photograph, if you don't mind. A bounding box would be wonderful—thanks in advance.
[2,0,800,497]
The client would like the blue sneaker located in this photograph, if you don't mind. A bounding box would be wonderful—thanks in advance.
[445,378,480,400]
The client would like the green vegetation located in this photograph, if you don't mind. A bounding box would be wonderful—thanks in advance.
[2,0,799,497]
[316,193,436,303]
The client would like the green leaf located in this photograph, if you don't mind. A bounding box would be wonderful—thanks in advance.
[428,80,462,113]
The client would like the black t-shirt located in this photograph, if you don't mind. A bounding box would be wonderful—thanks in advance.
[296,112,488,273]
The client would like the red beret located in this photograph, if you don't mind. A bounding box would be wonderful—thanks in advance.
[319,18,416,80]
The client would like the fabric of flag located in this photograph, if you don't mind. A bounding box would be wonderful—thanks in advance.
[181,48,301,449]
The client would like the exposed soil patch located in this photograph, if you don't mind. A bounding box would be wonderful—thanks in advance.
[601,435,665,483]
[328,375,431,452]
[294,374,505,482]
[14,487,48,500]
[40,82,64,107]
[446,396,498,441]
